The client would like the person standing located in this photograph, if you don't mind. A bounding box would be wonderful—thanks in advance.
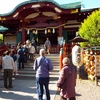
[44,38,51,54]
[17,46,25,70]
[31,37,37,53]
[33,48,53,100]
[28,43,35,61]
[56,57,76,100]
[2,50,15,88]
[11,49,19,75]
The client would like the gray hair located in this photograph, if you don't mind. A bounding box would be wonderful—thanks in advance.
[62,57,70,65]
[39,48,45,56]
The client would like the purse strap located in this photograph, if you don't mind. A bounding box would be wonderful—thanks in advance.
[38,57,46,68]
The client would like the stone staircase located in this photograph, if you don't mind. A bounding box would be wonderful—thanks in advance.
[14,54,60,80]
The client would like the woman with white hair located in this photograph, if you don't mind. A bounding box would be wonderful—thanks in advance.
[57,57,76,100]
[33,48,53,100]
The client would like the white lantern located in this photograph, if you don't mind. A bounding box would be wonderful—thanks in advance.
[53,28,55,33]
[35,30,38,34]
[72,44,83,67]
[27,29,29,34]
[45,29,47,34]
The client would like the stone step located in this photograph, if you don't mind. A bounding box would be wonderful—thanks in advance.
[18,70,59,75]
[12,73,59,80]
[14,54,60,80]
[18,68,59,72]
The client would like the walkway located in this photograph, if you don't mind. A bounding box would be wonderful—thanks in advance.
[0,78,100,100]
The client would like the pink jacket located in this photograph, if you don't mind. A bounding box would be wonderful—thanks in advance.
[57,64,76,98]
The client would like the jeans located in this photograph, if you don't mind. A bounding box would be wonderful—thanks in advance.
[18,57,24,69]
[36,77,50,100]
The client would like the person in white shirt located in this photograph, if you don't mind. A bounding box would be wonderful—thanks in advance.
[2,50,15,89]
[28,43,35,61]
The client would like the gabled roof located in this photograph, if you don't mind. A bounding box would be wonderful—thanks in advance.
[0,0,81,16]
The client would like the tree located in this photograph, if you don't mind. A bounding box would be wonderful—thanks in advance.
[78,9,100,47]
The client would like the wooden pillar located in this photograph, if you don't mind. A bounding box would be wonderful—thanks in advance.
[22,28,26,44]
[58,21,63,37]
[22,21,26,44]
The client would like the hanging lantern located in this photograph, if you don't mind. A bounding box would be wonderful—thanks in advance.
[27,29,29,34]
[33,30,36,34]
[45,29,47,34]
[53,28,55,33]
[35,30,38,34]
[48,29,51,33]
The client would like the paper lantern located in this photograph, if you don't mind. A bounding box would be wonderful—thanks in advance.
[72,44,83,67]
[53,28,55,33]
[45,29,47,34]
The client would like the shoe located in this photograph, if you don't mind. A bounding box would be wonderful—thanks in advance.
[15,73,19,75]
[12,78,15,80]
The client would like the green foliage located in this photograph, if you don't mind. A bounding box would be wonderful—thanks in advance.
[78,9,100,47]
[0,34,3,40]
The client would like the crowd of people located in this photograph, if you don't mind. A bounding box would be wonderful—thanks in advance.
[0,37,77,100]
[0,38,37,88]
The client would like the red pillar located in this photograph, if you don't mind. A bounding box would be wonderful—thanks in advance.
[58,21,63,37]
[21,21,26,44]
[22,28,26,44]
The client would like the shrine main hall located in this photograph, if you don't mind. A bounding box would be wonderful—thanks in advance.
[0,0,99,53]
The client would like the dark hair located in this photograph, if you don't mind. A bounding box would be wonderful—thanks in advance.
[3,51,8,56]
[6,50,11,55]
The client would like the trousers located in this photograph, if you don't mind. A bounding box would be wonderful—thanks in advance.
[36,77,50,100]
[4,69,13,88]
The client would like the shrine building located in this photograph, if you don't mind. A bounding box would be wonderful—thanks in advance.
[0,0,99,53]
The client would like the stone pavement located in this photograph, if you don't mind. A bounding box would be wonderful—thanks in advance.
[0,78,100,100]
[0,78,57,100]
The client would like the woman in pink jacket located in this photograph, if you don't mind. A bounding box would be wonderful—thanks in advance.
[57,57,76,100]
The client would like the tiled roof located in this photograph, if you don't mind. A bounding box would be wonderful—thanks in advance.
[61,1,81,9]
[0,0,81,16]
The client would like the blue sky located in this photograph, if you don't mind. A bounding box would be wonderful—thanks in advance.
[0,0,100,14]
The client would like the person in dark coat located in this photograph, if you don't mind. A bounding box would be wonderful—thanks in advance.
[17,46,25,70]
[56,57,76,100]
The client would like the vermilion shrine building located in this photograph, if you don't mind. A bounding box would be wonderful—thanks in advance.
[0,0,99,53]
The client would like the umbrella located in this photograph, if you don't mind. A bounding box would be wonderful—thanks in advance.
[0,25,8,32]
[69,35,88,42]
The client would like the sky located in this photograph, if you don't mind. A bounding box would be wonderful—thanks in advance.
[0,0,100,14]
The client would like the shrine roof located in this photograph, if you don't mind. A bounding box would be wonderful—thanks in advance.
[0,0,81,16]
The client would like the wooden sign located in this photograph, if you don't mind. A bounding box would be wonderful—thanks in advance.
[95,55,100,76]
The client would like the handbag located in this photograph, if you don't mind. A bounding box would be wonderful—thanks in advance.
[37,57,46,68]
